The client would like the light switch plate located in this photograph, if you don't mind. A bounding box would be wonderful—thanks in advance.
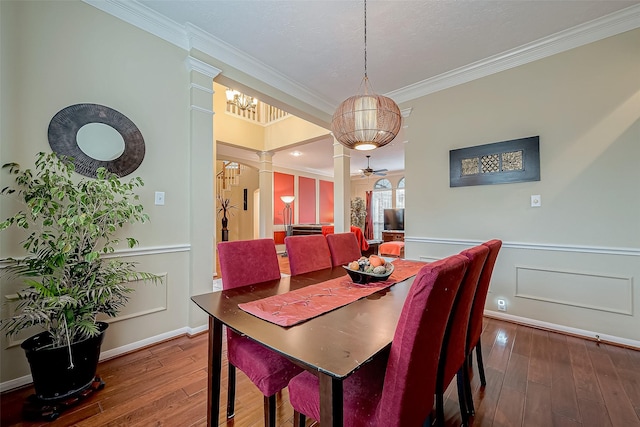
[531,195,541,207]
[155,191,165,206]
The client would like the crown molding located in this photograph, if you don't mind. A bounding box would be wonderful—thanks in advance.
[187,57,221,79]
[388,4,640,103]
[185,24,336,115]
[84,1,640,113]
[83,0,188,49]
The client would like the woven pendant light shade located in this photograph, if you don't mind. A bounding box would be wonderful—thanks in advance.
[331,91,401,150]
[331,0,402,151]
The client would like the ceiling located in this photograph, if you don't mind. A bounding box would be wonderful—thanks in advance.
[92,0,640,176]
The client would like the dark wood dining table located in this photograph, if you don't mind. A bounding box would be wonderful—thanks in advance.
[191,266,418,427]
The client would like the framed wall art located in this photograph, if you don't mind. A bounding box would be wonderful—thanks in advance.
[449,136,540,187]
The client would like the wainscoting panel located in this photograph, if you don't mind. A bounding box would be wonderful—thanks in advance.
[104,272,169,323]
[515,266,633,315]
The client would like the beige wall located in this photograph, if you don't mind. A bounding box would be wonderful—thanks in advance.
[0,1,210,387]
[263,116,329,151]
[402,29,640,344]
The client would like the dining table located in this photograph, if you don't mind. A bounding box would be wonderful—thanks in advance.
[191,261,423,427]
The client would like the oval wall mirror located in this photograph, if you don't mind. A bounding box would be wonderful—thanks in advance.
[76,122,126,161]
[48,103,145,178]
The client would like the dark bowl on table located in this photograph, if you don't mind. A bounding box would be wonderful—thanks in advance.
[343,264,394,285]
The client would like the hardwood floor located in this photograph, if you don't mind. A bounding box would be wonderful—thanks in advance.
[2,253,639,426]
[2,318,639,426]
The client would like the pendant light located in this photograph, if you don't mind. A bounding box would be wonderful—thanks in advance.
[331,0,401,151]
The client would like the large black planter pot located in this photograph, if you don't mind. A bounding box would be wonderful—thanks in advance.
[21,322,108,401]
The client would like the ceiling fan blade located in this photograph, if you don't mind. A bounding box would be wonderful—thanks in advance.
[374,171,387,176]
[373,168,388,173]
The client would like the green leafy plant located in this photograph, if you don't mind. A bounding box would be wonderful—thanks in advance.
[0,152,159,349]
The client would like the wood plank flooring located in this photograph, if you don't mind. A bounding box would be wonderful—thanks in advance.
[3,319,640,426]
[2,252,639,426]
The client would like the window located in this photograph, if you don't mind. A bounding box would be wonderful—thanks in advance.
[372,179,392,239]
[396,177,405,208]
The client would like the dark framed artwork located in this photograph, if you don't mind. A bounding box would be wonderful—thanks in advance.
[449,136,540,187]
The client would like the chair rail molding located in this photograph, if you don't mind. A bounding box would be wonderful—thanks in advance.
[0,244,191,269]
[405,236,640,257]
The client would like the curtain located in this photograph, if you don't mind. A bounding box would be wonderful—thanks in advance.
[364,191,373,240]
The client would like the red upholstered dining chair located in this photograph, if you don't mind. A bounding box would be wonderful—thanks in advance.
[434,244,489,427]
[288,254,469,427]
[284,234,332,275]
[217,238,303,427]
[463,239,502,415]
[326,232,362,267]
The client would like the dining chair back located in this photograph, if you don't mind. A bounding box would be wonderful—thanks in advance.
[218,238,281,289]
[466,239,503,388]
[289,254,469,427]
[435,244,489,427]
[326,232,362,267]
[285,234,332,275]
[217,238,303,427]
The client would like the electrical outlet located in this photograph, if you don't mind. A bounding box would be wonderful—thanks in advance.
[497,299,507,311]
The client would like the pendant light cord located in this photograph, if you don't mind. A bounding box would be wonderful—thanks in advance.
[364,0,368,79]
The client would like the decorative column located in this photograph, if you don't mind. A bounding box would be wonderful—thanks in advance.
[333,140,351,233]
[187,56,220,327]
[257,151,274,239]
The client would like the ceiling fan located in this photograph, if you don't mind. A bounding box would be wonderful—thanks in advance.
[360,155,388,177]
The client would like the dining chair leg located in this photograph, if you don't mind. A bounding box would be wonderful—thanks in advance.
[264,394,276,427]
[475,340,487,386]
[463,361,475,416]
[435,388,445,427]
[456,369,469,427]
[293,410,306,427]
[227,363,236,418]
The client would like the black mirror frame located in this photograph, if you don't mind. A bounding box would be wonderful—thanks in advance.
[48,103,145,178]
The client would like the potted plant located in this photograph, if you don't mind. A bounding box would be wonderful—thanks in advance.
[0,152,159,405]
[216,195,236,242]
[350,197,366,230]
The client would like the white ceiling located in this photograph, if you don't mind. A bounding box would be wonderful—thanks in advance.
[90,0,640,176]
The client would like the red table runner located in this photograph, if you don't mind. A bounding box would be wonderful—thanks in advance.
[238,259,427,327]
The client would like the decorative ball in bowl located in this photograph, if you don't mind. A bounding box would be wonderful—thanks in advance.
[343,255,394,284]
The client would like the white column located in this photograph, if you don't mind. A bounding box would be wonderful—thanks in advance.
[333,140,351,233]
[257,151,274,239]
[187,57,221,327]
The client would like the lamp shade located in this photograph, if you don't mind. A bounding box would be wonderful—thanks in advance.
[280,195,295,204]
[331,93,401,151]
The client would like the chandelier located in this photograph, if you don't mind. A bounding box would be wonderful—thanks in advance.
[225,88,258,111]
[331,0,401,151]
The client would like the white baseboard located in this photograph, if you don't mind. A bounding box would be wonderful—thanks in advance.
[0,324,208,393]
[0,374,33,393]
[484,310,640,350]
